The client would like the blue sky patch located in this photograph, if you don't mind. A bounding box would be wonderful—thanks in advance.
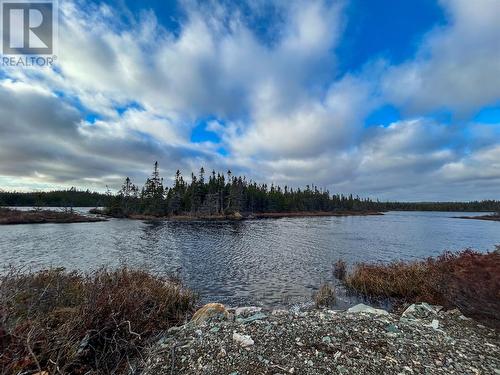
[365,104,401,127]
[337,0,445,74]
[190,117,223,144]
[473,105,500,124]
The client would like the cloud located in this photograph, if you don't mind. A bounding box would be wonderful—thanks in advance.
[0,0,499,200]
[382,0,500,116]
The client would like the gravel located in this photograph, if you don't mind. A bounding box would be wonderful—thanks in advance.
[143,303,499,375]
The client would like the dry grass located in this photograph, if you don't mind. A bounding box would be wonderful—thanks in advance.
[344,249,500,324]
[314,283,336,308]
[333,260,347,281]
[0,267,197,374]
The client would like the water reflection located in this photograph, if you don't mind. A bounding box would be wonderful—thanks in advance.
[0,211,498,308]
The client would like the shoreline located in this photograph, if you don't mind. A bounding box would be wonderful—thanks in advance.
[93,210,385,221]
[143,302,499,374]
[455,214,500,222]
[0,208,108,225]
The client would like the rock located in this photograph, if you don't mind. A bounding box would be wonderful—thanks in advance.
[230,212,243,220]
[232,332,254,348]
[347,303,389,315]
[272,309,289,316]
[401,303,438,320]
[237,312,268,324]
[429,319,439,330]
[385,323,399,333]
[191,303,229,325]
[235,306,262,317]
[217,348,226,358]
[143,304,500,375]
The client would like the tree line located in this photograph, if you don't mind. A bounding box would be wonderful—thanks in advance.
[378,201,500,212]
[1,163,498,214]
[106,162,500,217]
[0,188,110,208]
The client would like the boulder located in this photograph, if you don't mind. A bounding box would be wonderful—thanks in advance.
[191,303,229,325]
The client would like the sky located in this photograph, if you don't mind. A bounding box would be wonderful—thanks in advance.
[0,0,499,201]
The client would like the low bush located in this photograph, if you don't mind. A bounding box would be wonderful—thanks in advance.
[333,259,347,281]
[344,249,500,324]
[314,283,336,308]
[0,267,197,374]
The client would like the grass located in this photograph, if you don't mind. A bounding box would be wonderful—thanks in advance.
[314,283,336,308]
[344,249,500,324]
[0,267,197,374]
[333,259,347,281]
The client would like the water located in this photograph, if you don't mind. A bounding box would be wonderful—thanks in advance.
[0,210,498,308]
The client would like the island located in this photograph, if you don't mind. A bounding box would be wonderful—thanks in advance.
[0,207,107,225]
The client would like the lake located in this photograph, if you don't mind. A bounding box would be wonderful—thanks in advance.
[0,210,498,308]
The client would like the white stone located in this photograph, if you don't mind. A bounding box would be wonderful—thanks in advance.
[232,332,254,348]
[347,303,389,315]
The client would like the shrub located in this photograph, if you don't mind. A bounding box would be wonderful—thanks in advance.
[333,259,347,281]
[0,267,197,374]
[314,283,335,308]
[344,249,500,324]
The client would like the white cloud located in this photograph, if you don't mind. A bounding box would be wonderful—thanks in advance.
[0,0,499,200]
[382,0,500,116]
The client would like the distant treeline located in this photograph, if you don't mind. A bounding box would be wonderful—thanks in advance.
[105,162,500,217]
[1,164,498,215]
[379,201,500,212]
[0,188,110,207]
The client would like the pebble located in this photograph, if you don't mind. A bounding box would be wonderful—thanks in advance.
[143,303,500,375]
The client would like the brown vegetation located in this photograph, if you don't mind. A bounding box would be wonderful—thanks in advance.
[314,283,336,308]
[344,249,500,324]
[0,208,107,225]
[333,259,347,281]
[0,267,197,374]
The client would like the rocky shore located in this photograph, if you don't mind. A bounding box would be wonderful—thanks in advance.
[143,303,499,375]
[0,208,108,225]
[455,214,500,222]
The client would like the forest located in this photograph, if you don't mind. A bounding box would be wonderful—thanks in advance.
[0,188,110,207]
[1,162,499,215]
[104,162,500,217]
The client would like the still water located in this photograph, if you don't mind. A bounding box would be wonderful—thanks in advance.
[0,211,498,308]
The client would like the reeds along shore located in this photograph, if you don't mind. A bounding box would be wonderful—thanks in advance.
[343,249,500,325]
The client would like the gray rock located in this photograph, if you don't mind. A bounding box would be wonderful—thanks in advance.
[347,303,389,315]
[234,306,262,316]
[237,312,268,324]
[385,323,399,333]
[322,336,332,344]
[232,332,254,348]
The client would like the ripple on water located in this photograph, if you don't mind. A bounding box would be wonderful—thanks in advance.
[0,211,498,307]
